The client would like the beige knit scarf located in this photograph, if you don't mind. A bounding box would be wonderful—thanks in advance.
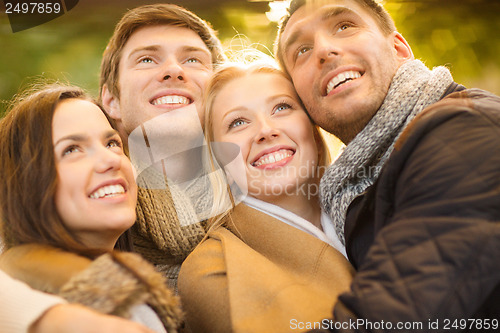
[320,60,453,245]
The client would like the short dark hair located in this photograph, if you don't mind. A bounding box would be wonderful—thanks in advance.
[275,0,396,72]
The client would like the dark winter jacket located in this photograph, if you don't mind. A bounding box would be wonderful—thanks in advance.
[313,87,500,332]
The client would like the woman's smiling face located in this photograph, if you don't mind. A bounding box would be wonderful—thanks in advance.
[211,72,319,204]
[52,98,137,250]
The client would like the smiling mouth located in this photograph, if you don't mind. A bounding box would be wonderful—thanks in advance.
[252,149,295,167]
[89,185,126,199]
[151,95,192,106]
[326,70,363,95]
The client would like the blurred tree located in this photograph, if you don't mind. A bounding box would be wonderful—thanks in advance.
[387,0,500,95]
[1,0,499,115]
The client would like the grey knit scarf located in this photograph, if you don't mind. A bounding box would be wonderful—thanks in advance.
[320,60,453,245]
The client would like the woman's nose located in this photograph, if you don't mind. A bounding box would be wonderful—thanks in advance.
[94,146,121,173]
[255,119,280,143]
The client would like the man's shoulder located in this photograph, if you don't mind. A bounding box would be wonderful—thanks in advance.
[395,87,500,152]
[424,87,500,125]
[442,87,500,112]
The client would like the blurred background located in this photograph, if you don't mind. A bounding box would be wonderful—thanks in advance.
[1,0,500,116]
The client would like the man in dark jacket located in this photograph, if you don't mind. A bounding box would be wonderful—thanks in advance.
[277,0,500,331]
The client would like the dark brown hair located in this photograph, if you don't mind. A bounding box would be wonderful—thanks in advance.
[0,84,132,256]
[99,3,224,101]
[275,0,396,73]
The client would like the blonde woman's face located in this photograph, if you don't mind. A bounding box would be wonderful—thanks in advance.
[52,98,137,249]
[211,72,319,204]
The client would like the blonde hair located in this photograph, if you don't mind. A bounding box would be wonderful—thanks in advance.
[203,55,331,228]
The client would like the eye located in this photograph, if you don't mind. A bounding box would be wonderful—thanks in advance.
[274,102,292,114]
[107,139,122,149]
[228,118,247,129]
[138,56,154,64]
[62,145,81,157]
[297,46,312,57]
[186,58,200,63]
[336,22,354,33]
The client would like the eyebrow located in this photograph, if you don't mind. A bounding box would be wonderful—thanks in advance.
[282,7,355,56]
[54,130,118,147]
[220,93,296,121]
[267,93,294,103]
[127,45,161,60]
[182,45,211,56]
[127,45,211,61]
[221,106,249,123]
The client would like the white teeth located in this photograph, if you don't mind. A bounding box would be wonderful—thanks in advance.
[253,149,294,167]
[326,70,362,94]
[90,184,125,199]
[152,95,190,106]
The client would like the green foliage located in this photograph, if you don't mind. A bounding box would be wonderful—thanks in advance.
[1,0,499,116]
[388,0,500,94]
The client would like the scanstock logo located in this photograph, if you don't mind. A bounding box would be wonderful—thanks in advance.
[3,0,79,33]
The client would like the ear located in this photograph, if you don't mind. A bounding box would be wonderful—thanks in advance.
[392,32,414,63]
[101,84,122,121]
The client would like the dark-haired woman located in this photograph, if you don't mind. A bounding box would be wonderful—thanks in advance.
[0,85,182,333]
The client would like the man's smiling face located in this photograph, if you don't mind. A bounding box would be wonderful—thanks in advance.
[109,25,213,135]
[280,0,412,143]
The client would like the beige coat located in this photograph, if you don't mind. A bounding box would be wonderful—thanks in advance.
[178,204,355,333]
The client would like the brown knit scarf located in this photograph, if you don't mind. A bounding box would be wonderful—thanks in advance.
[132,166,207,291]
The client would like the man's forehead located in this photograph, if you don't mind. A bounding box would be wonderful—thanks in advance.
[117,25,211,74]
[282,0,367,46]
[118,27,204,62]
[128,25,205,45]
[287,0,363,28]
[281,0,358,50]
[118,25,210,64]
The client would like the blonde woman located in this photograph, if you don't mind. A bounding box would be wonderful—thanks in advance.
[178,61,354,332]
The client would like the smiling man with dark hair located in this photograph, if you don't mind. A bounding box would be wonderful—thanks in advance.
[277,0,500,331]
